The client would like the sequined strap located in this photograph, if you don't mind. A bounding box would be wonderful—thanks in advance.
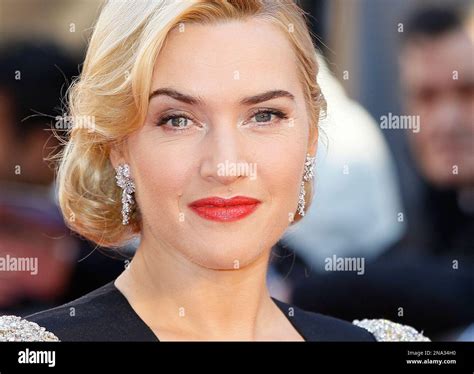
[0,315,60,342]
[353,319,430,341]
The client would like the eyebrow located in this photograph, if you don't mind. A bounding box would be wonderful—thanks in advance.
[148,88,295,106]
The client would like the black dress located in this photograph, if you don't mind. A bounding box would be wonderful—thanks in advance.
[24,281,376,342]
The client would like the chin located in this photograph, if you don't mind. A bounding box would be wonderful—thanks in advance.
[183,242,267,271]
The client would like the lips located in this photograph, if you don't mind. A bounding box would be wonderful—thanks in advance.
[188,196,261,222]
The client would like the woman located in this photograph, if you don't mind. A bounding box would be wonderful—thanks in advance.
[1,0,429,342]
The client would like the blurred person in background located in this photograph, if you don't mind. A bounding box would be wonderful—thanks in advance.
[398,6,474,255]
[288,5,473,341]
[396,5,473,340]
[0,41,123,315]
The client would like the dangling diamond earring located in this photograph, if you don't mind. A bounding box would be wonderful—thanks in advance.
[297,181,306,217]
[297,153,316,217]
[115,164,135,225]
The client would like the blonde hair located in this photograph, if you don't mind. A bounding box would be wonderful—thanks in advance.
[58,0,326,247]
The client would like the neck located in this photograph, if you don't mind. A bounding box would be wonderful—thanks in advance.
[115,235,278,340]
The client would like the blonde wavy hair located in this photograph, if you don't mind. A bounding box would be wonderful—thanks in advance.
[57,0,326,247]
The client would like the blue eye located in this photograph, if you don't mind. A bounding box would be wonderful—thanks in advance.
[250,109,288,125]
[169,116,189,128]
[254,112,272,122]
[156,114,194,131]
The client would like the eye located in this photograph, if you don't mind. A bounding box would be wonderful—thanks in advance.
[255,112,272,122]
[155,113,196,132]
[248,109,288,126]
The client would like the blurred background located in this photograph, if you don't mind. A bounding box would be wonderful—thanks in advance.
[0,0,472,341]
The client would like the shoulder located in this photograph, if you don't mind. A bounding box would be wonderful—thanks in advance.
[0,315,60,342]
[273,298,376,341]
[21,282,118,341]
[273,298,429,342]
[11,281,147,341]
[0,284,115,341]
[352,318,430,341]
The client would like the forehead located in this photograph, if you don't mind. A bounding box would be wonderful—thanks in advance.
[150,19,300,102]
[401,31,474,88]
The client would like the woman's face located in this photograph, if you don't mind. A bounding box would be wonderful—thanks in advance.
[122,19,315,269]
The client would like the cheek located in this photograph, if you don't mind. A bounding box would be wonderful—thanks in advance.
[127,133,192,219]
[255,134,306,211]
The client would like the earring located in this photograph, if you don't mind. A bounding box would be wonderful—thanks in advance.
[297,153,316,217]
[115,164,135,225]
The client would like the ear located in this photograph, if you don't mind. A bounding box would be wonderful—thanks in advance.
[109,143,127,169]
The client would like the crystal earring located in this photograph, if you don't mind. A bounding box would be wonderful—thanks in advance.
[297,153,316,217]
[115,164,135,225]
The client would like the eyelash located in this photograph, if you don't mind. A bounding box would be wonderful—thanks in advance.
[155,109,289,133]
[249,109,289,127]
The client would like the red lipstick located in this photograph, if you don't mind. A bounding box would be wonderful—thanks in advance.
[188,196,261,222]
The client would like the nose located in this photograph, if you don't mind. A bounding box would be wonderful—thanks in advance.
[199,121,249,186]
